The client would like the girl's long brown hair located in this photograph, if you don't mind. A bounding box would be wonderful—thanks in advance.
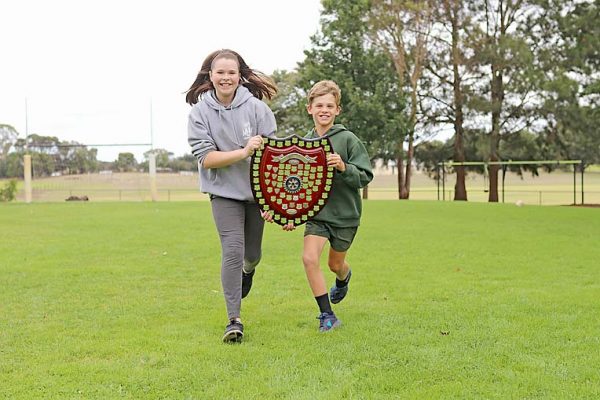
[185,49,278,105]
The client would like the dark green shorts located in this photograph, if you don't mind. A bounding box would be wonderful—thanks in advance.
[304,220,358,252]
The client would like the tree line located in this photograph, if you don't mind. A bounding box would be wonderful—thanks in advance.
[0,126,197,178]
[267,0,599,201]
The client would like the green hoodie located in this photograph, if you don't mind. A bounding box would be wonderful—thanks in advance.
[306,124,373,227]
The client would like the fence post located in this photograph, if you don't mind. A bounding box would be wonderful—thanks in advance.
[442,165,446,201]
[573,164,577,205]
[436,164,440,201]
[581,161,585,205]
[501,164,507,203]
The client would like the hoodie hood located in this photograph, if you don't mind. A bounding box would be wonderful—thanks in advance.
[324,124,347,137]
[307,123,348,139]
[203,85,254,111]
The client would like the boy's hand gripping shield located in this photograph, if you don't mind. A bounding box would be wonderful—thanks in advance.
[251,135,334,227]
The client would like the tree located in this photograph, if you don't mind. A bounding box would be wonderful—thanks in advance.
[0,153,23,178]
[143,148,173,168]
[53,141,99,174]
[22,134,61,154]
[414,139,453,179]
[168,153,198,172]
[532,0,600,166]
[10,134,61,177]
[467,0,540,202]
[31,152,57,177]
[292,0,407,198]
[65,146,99,174]
[424,0,473,200]
[0,124,19,159]
[115,152,137,172]
[367,0,435,199]
[268,70,311,137]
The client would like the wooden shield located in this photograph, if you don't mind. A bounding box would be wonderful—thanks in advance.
[251,135,334,226]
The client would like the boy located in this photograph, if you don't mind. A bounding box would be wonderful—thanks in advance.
[284,80,373,332]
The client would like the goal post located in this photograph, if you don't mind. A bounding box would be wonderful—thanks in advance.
[22,142,153,202]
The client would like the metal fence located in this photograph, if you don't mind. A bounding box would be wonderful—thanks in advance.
[8,168,600,205]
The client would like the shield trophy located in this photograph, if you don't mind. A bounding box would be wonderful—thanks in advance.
[250,135,334,227]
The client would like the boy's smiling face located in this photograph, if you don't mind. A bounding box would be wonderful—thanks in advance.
[307,93,340,134]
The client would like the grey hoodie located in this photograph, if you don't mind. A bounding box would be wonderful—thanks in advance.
[188,85,277,201]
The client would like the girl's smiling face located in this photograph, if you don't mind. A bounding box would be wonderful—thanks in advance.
[210,56,240,105]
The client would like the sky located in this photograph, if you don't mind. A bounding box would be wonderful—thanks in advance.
[0,0,323,161]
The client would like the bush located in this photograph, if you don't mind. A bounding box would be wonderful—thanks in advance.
[0,180,17,202]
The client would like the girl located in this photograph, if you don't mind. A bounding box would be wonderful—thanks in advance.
[186,49,277,343]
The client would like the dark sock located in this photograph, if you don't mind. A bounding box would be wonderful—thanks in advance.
[335,271,351,288]
[315,294,332,314]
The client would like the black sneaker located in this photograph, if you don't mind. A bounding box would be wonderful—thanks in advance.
[330,269,351,304]
[241,269,255,299]
[222,319,244,343]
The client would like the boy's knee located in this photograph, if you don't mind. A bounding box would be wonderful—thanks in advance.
[327,260,345,273]
[302,253,319,269]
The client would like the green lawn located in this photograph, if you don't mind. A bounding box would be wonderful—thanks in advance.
[1,201,599,399]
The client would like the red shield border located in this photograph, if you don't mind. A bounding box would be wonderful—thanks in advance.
[251,135,334,227]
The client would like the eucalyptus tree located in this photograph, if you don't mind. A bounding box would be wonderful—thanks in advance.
[366,0,435,199]
[0,124,19,159]
[467,0,543,202]
[292,0,407,198]
[143,148,173,168]
[268,69,311,137]
[63,146,98,174]
[115,152,137,172]
[422,0,476,200]
[530,0,600,166]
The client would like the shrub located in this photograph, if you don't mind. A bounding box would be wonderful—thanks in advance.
[0,180,17,202]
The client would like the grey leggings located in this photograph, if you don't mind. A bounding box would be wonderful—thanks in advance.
[210,196,265,320]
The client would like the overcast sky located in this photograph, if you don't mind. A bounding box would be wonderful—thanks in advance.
[0,0,322,161]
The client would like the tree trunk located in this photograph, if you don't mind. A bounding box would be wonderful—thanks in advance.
[449,0,467,201]
[488,63,503,202]
[401,137,414,199]
[454,166,467,201]
[453,120,467,200]
[397,152,405,200]
[362,185,369,200]
[488,162,499,202]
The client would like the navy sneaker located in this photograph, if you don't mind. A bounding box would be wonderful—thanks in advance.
[222,319,244,343]
[330,269,352,304]
[317,312,341,332]
[241,269,255,299]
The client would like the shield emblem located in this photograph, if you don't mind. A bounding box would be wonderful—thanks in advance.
[251,135,334,227]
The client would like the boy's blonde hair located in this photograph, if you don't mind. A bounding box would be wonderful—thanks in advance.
[307,80,342,106]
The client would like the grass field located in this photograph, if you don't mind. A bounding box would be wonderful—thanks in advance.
[1,201,599,399]
[5,167,600,204]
